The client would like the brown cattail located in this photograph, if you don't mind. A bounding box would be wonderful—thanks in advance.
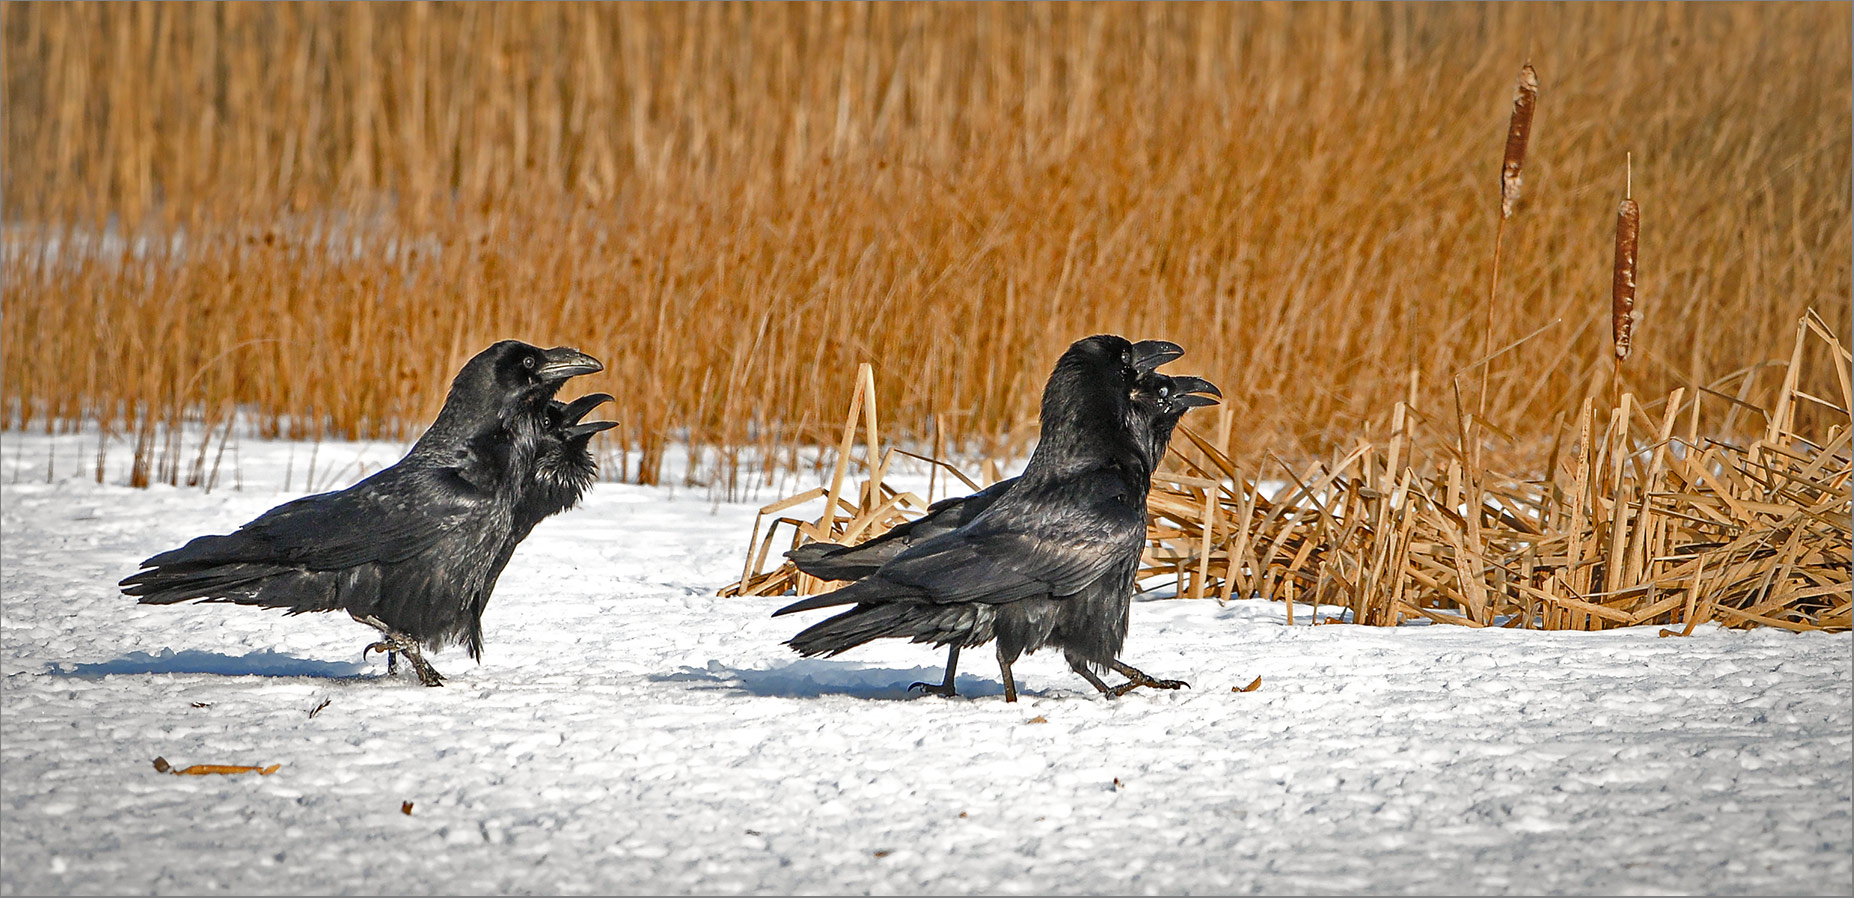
[1500,64,1540,219]
[1612,195,1641,360]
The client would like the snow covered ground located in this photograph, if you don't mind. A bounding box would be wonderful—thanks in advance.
[2,429,1849,895]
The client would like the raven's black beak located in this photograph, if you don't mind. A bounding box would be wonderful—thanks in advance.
[566,420,619,440]
[558,392,615,424]
[1170,375,1222,408]
[1131,340,1186,373]
[556,392,618,440]
[536,347,604,383]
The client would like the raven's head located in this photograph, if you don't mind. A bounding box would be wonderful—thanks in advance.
[1042,335,1190,416]
[517,392,619,525]
[452,340,604,415]
[1133,371,1221,464]
[417,340,605,457]
[1034,335,1199,476]
[1134,372,1222,419]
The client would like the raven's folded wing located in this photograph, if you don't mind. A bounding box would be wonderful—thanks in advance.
[788,477,1020,581]
[775,469,1143,614]
[130,466,489,577]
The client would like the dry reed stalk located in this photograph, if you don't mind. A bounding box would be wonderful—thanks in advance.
[1501,64,1541,221]
[1478,63,1541,420]
[722,364,936,599]
[1612,174,1642,413]
[1612,192,1641,364]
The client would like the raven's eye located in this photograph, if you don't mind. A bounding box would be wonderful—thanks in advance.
[1159,385,1170,398]
[522,355,537,370]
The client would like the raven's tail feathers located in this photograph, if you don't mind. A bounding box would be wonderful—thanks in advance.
[121,537,345,614]
[784,542,884,583]
[122,563,338,613]
[785,602,990,658]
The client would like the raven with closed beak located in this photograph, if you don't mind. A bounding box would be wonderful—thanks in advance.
[121,341,612,686]
[776,336,1219,701]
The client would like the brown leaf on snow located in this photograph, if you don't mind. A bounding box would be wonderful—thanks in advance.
[152,756,280,776]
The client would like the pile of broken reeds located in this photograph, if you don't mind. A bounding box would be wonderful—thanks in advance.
[722,364,968,599]
[1151,311,1850,632]
[726,311,1850,633]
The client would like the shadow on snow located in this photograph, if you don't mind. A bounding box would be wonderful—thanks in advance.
[650,658,1024,701]
[50,648,373,680]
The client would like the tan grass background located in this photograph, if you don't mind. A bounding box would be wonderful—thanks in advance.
[4,2,1849,484]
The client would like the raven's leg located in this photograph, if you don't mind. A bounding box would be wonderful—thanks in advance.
[909,645,961,697]
[1107,660,1187,697]
[996,645,1019,703]
[1068,658,1115,697]
[354,614,445,687]
[350,612,396,672]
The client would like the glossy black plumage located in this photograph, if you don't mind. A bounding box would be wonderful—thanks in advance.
[775,336,1219,701]
[120,340,613,685]
[787,371,1220,584]
[516,391,618,539]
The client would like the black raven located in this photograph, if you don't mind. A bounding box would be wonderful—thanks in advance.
[775,336,1220,701]
[121,341,612,686]
[785,367,1219,695]
[787,370,1221,582]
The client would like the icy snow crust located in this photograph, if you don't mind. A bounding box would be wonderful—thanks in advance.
[2,432,1849,895]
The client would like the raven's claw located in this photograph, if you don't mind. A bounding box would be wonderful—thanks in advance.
[1106,661,1187,697]
[359,618,445,687]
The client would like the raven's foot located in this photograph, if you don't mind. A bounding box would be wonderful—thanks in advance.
[909,645,961,697]
[1107,661,1188,698]
[908,679,958,697]
[366,638,445,687]
[354,615,444,687]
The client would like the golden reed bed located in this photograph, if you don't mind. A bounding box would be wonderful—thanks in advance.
[4,3,1849,490]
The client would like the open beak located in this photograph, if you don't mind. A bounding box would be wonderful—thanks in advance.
[557,392,614,424]
[536,347,604,383]
[555,392,618,440]
[1170,375,1222,408]
[1131,339,1186,373]
[566,420,619,440]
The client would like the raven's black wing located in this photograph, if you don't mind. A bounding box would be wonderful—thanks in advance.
[121,464,494,607]
[787,477,1019,581]
[775,468,1144,614]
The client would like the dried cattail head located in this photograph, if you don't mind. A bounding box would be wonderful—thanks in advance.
[1612,196,1641,361]
[1500,64,1540,219]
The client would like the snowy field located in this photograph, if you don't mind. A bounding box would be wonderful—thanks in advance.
[2,429,1850,895]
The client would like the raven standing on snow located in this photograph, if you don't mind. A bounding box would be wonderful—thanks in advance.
[786,368,1219,696]
[775,336,1220,701]
[121,341,614,686]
